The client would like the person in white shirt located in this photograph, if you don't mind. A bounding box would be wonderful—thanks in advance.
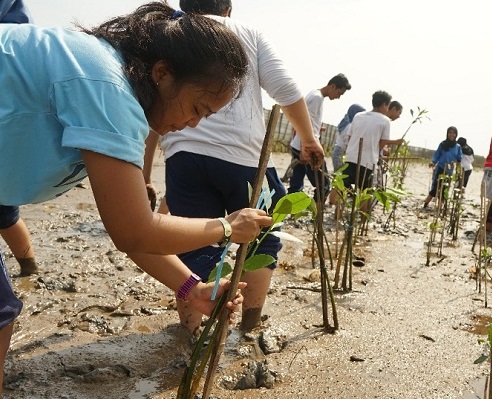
[144,0,326,333]
[456,137,474,188]
[330,91,404,212]
[287,74,351,202]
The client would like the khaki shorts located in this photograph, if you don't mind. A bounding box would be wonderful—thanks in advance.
[482,168,492,200]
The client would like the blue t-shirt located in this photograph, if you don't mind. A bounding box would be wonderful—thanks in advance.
[432,142,462,172]
[0,24,149,205]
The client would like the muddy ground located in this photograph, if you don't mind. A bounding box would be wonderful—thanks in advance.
[2,152,492,399]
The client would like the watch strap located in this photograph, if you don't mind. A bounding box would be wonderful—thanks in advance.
[217,217,232,248]
[177,273,202,301]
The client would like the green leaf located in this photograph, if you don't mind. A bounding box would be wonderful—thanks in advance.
[272,192,312,217]
[243,254,275,272]
[474,354,489,364]
[386,187,409,196]
[207,262,233,283]
[487,323,492,347]
[373,190,390,212]
[308,197,317,217]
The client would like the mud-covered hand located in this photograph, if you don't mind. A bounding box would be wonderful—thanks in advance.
[188,280,247,324]
[300,138,325,170]
[226,209,272,243]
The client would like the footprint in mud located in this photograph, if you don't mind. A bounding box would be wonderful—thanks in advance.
[65,364,131,382]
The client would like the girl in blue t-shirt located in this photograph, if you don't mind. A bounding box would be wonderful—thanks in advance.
[0,3,273,395]
[423,126,463,208]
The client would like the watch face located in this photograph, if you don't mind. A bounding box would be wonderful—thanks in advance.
[224,223,232,238]
[220,218,232,238]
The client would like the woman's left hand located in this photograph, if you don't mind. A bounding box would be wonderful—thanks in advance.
[188,280,247,324]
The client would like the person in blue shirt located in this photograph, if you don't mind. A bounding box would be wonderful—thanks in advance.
[0,0,41,278]
[0,3,273,395]
[423,126,462,208]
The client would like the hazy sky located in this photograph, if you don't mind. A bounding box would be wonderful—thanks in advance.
[24,0,492,156]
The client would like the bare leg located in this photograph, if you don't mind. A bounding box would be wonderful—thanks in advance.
[0,219,39,276]
[423,194,433,208]
[0,322,14,397]
[239,267,273,331]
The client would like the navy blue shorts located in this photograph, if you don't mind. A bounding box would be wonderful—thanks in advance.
[165,152,285,281]
[342,162,373,190]
[0,249,23,330]
[0,205,20,229]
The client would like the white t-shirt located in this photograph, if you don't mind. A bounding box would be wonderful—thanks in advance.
[461,153,474,171]
[345,111,390,170]
[160,15,302,168]
[290,89,323,151]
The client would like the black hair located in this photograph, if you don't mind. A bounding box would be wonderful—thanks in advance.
[456,137,466,146]
[180,0,231,15]
[441,126,458,150]
[328,73,351,90]
[372,90,392,108]
[447,126,458,136]
[457,137,474,156]
[80,2,247,112]
[389,100,403,111]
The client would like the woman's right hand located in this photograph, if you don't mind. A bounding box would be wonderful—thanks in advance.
[226,209,273,243]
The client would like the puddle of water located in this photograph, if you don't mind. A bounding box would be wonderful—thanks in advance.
[463,375,490,399]
[464,315,492,335]
[15,277,37,292]
[137,325,151,333]
[128,379,160,399]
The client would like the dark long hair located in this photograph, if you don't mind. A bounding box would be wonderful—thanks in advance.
[180,0,232,15]
[80,2,248,111]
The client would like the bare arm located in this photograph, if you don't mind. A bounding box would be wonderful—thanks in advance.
[82,150,272,255]
[379,138,404,149]
[143,130,159,211]
[143,129,159,184]
[281,98,324,168]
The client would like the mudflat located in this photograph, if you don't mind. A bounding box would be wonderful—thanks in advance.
[3,152,490,399]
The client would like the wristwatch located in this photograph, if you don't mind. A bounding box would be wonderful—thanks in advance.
[218,217,232,248]
[177,273,202,301]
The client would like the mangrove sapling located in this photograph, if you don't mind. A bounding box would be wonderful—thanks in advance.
[313,166,338,331]
[474,322,492,398]
[178,191,314,398]
[425,174,447,265]
[381,186,408,231]
[480,247,492,307]
[448,174,464,241]
[178,104,282,399]
[381,142,411,230]
[386,107,429,235]
[389,106,430,181]
[436,175,451,257]
[331,163,350,256]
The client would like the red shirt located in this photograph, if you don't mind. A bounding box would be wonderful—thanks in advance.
[486,138,492,168]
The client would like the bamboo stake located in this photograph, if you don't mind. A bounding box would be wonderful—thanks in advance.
[200,104,281,398]
[313,164,338,331]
